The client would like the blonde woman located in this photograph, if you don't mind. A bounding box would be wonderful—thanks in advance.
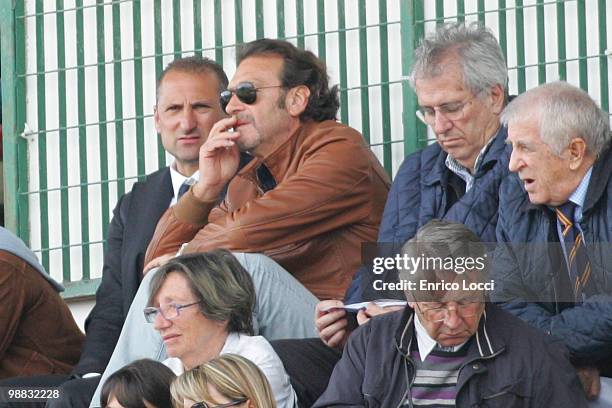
[171,354,276,408]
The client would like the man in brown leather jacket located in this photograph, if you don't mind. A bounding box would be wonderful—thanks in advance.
[145,38,390,300]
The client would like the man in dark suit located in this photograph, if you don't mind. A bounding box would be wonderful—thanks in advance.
[0,56,228,408]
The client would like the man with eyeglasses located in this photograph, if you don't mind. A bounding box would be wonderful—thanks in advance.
[314,220,587,407]
[354,21,511,304]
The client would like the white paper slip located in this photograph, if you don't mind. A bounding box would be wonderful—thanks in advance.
[321,299,407,312]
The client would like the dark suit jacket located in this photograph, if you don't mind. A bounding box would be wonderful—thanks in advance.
[73,167,172,375]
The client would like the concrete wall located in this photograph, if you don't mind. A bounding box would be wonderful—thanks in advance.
[67,298,95,333]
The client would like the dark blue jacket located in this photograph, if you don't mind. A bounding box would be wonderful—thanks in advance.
[491,145,612,374]
[355,127,511,302]
[314,304,587,407]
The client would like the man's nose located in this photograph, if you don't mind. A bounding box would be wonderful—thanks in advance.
[433,111,453,134]
[443,308,462,329]
[508,148,522,173]
[225,92,245,115]
[179,108,197,130]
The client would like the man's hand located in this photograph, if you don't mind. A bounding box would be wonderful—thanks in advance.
[576,365,601,400]
[192,117,241,202]
[143,253,175,275]
[316,300,349,348]
[356,302,404,326]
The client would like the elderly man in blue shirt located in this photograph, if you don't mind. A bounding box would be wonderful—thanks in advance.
[493,81,612,405]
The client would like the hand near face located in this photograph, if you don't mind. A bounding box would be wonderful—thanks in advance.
[576,365,601,400]
[316,300,349,348]
[192,117,242,202]
[356,302,404,326]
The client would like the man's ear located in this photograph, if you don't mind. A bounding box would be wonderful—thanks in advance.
[566,137,589,170]
[153,105,161,133]
[488,84,505,115]
[286,85,310,118]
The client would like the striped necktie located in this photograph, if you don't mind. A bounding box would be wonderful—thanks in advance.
[555,202,591,302]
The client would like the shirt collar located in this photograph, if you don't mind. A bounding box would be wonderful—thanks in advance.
[568,167,592,210]
[444,132,497,191]
[413,311,467,361]
[169,163,199,205]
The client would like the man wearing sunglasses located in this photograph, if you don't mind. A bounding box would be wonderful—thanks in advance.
[144,38,390,302]
[315,220,587,408]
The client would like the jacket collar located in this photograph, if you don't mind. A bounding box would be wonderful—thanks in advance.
[422,126,507,187]
[394,304,504,360]
[237,120,319,184]
[583,144,612,214]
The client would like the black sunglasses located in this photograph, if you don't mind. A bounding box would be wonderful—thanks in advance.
[191,398,248,408]
[219,82,283,112]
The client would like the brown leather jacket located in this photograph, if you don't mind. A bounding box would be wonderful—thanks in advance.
[146,120,390,299]
[0,251,84,378]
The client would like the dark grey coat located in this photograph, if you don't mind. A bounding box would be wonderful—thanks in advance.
[315,304,587,407]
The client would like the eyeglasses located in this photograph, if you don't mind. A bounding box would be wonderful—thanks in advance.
[416,301,483,323]
[192,398,248,408]
[219,82,283,112]
[143,300,202,323]
[417,94,477,125]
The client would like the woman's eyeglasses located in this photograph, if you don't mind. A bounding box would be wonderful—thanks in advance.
[191,398,248,408]
[219,82,283,112]
[143,300,203,323]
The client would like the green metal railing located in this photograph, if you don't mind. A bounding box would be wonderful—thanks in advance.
[0,0,609,298]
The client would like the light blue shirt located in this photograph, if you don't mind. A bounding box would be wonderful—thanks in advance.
[445,133,497,192]
[555,167,592,238]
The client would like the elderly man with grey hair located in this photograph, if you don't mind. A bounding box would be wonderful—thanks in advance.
[315,220,587,407]
[493,81,612,404]
[354,20,511,303]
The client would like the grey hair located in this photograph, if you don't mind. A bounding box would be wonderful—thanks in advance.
[399,220,489,302]
[501,81,611,157]
[409,22,508,98]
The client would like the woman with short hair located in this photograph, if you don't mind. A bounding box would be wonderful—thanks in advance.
[144,249,296,408]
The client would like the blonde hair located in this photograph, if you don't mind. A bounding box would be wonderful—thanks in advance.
[171,354,277,408]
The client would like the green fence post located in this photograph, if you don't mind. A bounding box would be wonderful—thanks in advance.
[96,0,110,249]
[56,0,72,282]
[0,0,22,235]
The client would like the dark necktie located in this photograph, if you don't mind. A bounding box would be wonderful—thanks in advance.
[555,202,591,301]
[257,164,277,193]
[177,181,191,201]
